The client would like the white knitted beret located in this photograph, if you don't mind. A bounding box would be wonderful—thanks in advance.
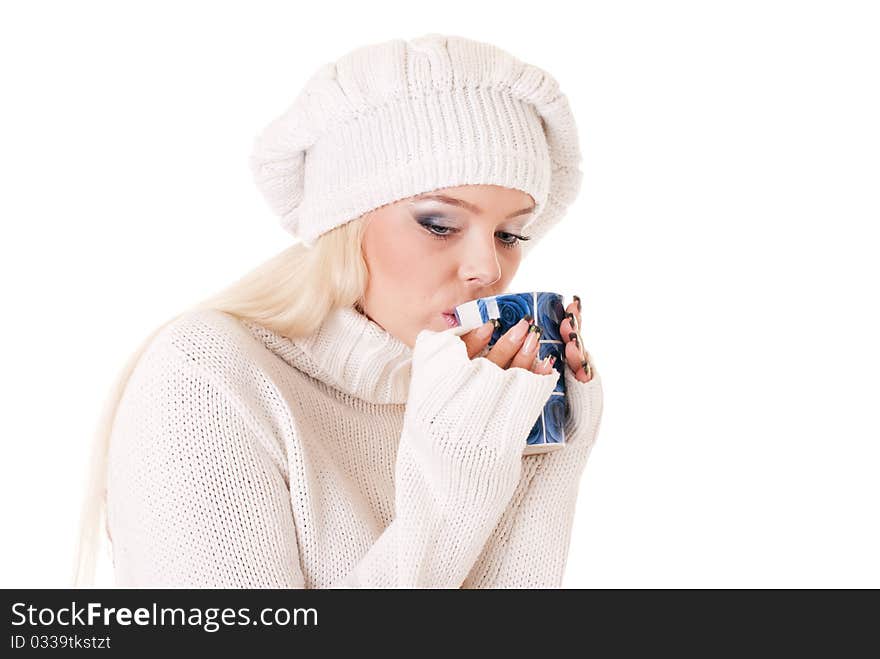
[249,33,583,253]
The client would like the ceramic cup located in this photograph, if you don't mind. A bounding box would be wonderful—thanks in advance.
[449,292,569,455]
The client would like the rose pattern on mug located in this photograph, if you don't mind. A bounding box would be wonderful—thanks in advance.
[454,292,568,455]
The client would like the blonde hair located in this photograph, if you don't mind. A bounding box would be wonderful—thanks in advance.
[71,214,371,586]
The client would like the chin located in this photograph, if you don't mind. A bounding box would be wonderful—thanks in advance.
[415,315,450,339]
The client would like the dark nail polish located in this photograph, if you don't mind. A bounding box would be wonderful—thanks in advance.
[522,314,533,324]
[491,318,501,331]
[573,295,582,312]
[528,323,542,335]
[564,311,574,322]
[569,332,579,345]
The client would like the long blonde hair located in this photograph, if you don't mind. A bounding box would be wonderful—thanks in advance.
[71,214,371,586]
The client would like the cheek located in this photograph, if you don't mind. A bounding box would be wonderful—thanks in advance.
[371,232,422,279]
[364,221,445,292]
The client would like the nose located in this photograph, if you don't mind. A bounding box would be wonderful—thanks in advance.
[460,231,503,287]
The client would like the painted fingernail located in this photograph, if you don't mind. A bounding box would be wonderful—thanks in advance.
[573,295,582,312]
[509,318,530,342]
[522,323,540,353]
[569,331,579,345]
[491,318,502,332]
[549,355,557,367]
[522,314,533,324]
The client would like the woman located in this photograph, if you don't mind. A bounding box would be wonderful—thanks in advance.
[72,33,604,588]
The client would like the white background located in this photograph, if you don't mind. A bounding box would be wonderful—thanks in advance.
[2,0,878,588]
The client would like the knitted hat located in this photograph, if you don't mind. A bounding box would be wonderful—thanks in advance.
[249,33,583,255]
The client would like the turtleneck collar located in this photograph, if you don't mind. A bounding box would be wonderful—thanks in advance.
[240,305,415,405]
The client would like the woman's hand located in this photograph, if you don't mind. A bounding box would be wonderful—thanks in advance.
[561,295,594,383]
[460,315,554,375]
[458,295,593,380]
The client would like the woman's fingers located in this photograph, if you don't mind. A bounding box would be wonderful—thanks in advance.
[561,296,593,382]
[460,320,495,359]
[485,317,531,369]
[462,315,554,374]
[565,340,592,382]
[560,300,581,346]
[509,319,543,372]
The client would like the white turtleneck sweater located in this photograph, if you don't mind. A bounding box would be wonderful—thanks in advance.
[106,305,604,588]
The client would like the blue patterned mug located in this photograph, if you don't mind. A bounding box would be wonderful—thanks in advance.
[450,292,569,455]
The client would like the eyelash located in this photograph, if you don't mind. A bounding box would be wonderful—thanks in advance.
[416,216,531,249]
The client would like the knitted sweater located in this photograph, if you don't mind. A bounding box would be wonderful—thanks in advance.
[105,305,604,588]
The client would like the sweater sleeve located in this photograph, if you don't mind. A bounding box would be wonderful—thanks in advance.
[107,326,561,589]
[106,340,306,588]
[330,327,562,588]
[461,365,604,588]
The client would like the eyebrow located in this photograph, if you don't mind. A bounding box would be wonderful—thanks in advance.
[413,194,535,219]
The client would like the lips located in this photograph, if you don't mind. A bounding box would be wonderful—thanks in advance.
[441,312,459,328]
[441,306,460,328]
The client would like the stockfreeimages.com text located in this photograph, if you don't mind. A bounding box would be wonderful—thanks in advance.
[11,602,317,633]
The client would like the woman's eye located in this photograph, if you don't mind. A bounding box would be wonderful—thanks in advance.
[416,216,458,239]
[415,215,528,249]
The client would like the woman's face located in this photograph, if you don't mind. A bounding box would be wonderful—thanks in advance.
[359,184,536,348]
